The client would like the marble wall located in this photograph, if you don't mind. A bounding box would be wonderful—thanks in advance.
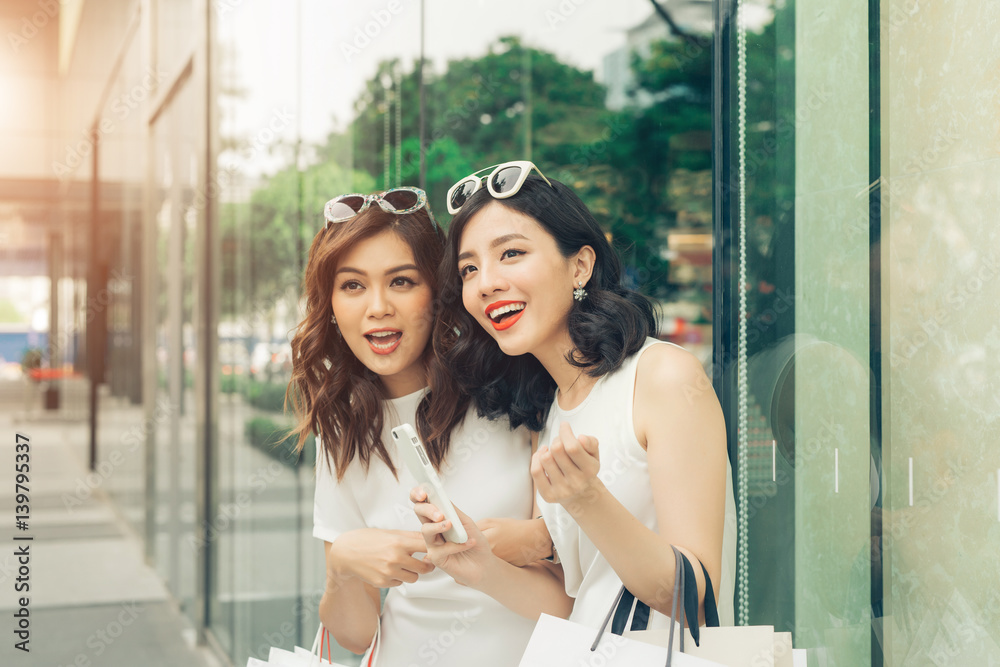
[882,0,1000,663]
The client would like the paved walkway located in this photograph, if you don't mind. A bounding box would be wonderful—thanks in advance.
[0,379,225,667]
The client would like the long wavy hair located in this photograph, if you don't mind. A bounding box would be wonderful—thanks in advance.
[430,175,657,432]
[288,204,466,481]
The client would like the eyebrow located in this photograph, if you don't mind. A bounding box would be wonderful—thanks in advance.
[457,233,530,262]
[335,263,420,276]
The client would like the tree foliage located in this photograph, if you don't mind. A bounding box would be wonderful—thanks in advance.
[236,28,717,310]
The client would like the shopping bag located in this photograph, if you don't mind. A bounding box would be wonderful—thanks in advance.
[621,551,792,667]
[627,626,786,667]
[247,619,379,667]
[519,613,722,666]
[519,546,726,666]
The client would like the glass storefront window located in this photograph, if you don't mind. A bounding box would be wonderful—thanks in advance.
[71,2,1000,666]
[721,0,1000,664]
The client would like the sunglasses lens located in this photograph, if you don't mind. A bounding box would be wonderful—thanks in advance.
[490,165,523,195]
[327,196,365,221]
[450,180,479,211]
[381,189,419,212]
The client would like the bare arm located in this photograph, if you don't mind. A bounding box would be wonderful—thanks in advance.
[533,345,726,622]
[412,490,573,621]
[319,528,436,653]
[319,541,380,654]
[476,555,571,621]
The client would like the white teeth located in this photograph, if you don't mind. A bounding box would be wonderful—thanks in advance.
[366,331,401,350]
[489,303,525,321]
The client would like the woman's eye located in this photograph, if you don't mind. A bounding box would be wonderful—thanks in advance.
[459,264,477,278]
[390,276,416,287]
[501,248,524,261]
[341,280,363,291]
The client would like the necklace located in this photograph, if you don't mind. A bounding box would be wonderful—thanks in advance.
[560,370,585,400]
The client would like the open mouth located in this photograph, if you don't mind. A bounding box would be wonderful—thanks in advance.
[364,329,402,354]
[485,301,526,331]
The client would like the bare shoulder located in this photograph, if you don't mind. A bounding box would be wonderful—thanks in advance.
[634,342,712,400]
[633,343,722,450]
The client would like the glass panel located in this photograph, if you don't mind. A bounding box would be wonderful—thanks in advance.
[95,23,146,537]
[151,76,199,621]
[732,0,872,661]
[156,0,197,77]
[214,2,327,663]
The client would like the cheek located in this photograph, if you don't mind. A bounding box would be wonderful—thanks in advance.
[329,294,350,322]
[408,289,435,332]
[461,283,479,318]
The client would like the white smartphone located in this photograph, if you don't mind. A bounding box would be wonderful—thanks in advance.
[391,423,469,544]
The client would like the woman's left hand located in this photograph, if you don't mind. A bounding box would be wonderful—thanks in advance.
[531,421,604,508]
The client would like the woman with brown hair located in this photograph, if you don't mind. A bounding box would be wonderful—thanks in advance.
[288,187,551,666]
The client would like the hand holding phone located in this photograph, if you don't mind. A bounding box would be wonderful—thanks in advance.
[391,423,469,544]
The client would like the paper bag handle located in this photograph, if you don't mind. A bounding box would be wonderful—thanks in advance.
[610,551,721,638]
[592,546,722,666]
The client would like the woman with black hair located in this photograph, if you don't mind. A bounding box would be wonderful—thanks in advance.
[413,163,736,630]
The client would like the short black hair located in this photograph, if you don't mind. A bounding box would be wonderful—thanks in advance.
[431,175,657,431]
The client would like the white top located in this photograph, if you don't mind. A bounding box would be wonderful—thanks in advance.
[537,338,737,628]
[313,388,537,666]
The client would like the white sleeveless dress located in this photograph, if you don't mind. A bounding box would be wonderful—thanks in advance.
[313,388,537,666]
[536,338,738,628]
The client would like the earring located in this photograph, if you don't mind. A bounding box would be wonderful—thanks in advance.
[330,313,337,324]
[573,281,588,302]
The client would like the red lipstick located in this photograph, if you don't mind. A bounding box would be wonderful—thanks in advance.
[485,300,526,331]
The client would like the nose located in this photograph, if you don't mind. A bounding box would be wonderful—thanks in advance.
[366,285,394,319]
[477,262,508,298]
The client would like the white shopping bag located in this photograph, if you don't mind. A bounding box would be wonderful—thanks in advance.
[520,613,725,666]
[620,548,798,667]
[519,546,726,667]
[247,620,379,667]
[625,625,790,667]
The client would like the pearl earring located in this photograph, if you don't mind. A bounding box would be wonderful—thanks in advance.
[573,281,588,302]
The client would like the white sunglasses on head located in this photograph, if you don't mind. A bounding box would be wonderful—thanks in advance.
[446,160,554,215]
[323,187,431,229]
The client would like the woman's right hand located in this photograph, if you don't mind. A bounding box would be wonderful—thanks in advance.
[477,517,552,566]
[410,487,497,588]
[328,528,435,589]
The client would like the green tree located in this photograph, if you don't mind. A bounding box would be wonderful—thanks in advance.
[347,37,610,226]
